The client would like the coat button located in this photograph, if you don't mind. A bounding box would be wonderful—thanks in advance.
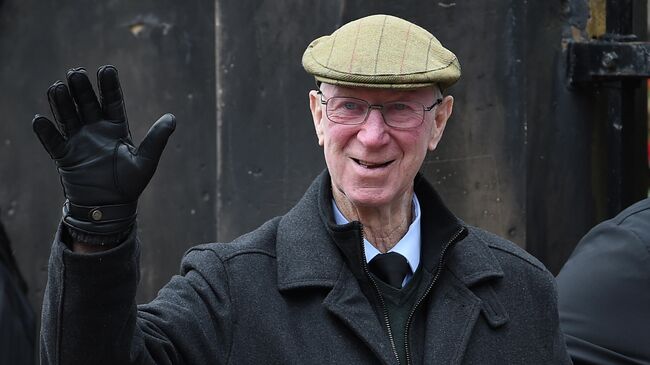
[90,208,103,221]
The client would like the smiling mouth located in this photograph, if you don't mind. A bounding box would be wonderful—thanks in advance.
[352,158,394,169]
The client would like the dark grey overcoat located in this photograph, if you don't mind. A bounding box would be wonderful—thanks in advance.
[41,171,571,364]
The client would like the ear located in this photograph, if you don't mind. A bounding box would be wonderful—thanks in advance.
[309,90,325,146]
[428,95,454,151]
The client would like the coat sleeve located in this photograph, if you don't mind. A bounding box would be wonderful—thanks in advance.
[40,223,233,365]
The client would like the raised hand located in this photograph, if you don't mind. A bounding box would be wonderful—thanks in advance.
[33,66,176,245]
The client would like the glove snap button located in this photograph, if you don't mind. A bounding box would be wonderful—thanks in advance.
[90,208,103,221]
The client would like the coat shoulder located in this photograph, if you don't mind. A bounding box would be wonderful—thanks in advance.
[609,197,650,247]
[468,226,549,274]
[183,216,282,266]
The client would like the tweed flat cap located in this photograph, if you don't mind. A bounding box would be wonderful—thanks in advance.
[302,14,461,89]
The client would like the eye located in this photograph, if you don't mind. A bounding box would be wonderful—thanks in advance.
[393,103,408,111]
[387,102,417,113]
[343,101,360,110]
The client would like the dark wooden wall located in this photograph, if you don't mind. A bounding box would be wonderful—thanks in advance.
[216,0,647,272]
[0,0,647,351]
[0,0,217,312]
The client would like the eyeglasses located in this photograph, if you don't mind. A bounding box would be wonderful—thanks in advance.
[318,91,442,129]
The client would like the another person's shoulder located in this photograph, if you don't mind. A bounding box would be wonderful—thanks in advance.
[560,197,650,274]
[556,198,650,363]
[556,196,650,299]
[601,197,650,242]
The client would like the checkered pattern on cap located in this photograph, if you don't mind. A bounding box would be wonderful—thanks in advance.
[302,14,461,89]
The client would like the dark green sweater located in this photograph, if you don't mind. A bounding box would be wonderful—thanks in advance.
[373,266,427,364]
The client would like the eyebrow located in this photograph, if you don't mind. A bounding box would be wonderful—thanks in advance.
[323,88,434,102]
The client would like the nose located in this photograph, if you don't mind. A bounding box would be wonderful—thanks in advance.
[356,109,390,148]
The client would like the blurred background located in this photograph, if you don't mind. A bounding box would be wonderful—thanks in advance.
[1,0,649,361]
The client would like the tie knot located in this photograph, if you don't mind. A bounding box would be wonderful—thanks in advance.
[368,252,412,289]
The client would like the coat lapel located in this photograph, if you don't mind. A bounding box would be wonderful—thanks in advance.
[422,275,482,365]
[275,173,342,290]
[322,267,397,365]
[422,231,507,364]
[275,174,395,364]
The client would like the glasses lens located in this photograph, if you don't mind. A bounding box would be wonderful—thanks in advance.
[326,97,368,124]
[384,102,424,128]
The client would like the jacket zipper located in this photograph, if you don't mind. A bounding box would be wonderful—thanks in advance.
[403,226,466,365]
[358,223,402,365]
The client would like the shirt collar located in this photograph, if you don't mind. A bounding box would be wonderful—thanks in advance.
[331,195,421,274]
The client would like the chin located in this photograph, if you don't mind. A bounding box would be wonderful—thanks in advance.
[343,187,397,208]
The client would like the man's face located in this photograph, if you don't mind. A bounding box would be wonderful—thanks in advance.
[309,83,454,209]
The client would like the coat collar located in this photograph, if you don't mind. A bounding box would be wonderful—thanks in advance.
[275,170,344,290]
[276,170,504,291]
[446,231,504,287]
[275,171,508,364]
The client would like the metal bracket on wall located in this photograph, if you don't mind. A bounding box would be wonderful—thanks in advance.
[567,39,650,85]
[566,32,649,216]
[562,0,648,217]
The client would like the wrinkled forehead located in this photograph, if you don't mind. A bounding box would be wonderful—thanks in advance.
[320,82,439,101]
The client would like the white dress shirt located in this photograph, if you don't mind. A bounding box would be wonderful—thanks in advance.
[332,194,422,285]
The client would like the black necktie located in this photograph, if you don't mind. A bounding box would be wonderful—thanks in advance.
[368,252,412,289]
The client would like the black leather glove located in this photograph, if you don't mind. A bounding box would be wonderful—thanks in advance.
[32,66,176,245]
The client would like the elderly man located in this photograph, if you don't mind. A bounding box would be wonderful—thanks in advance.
[36,15,571,364]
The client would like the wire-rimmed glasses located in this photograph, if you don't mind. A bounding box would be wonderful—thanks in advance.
[318,91,442,129]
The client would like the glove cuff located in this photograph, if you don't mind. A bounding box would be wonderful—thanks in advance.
[65,200,137,223]
[64,224,133,246]
[62,200,137,245]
